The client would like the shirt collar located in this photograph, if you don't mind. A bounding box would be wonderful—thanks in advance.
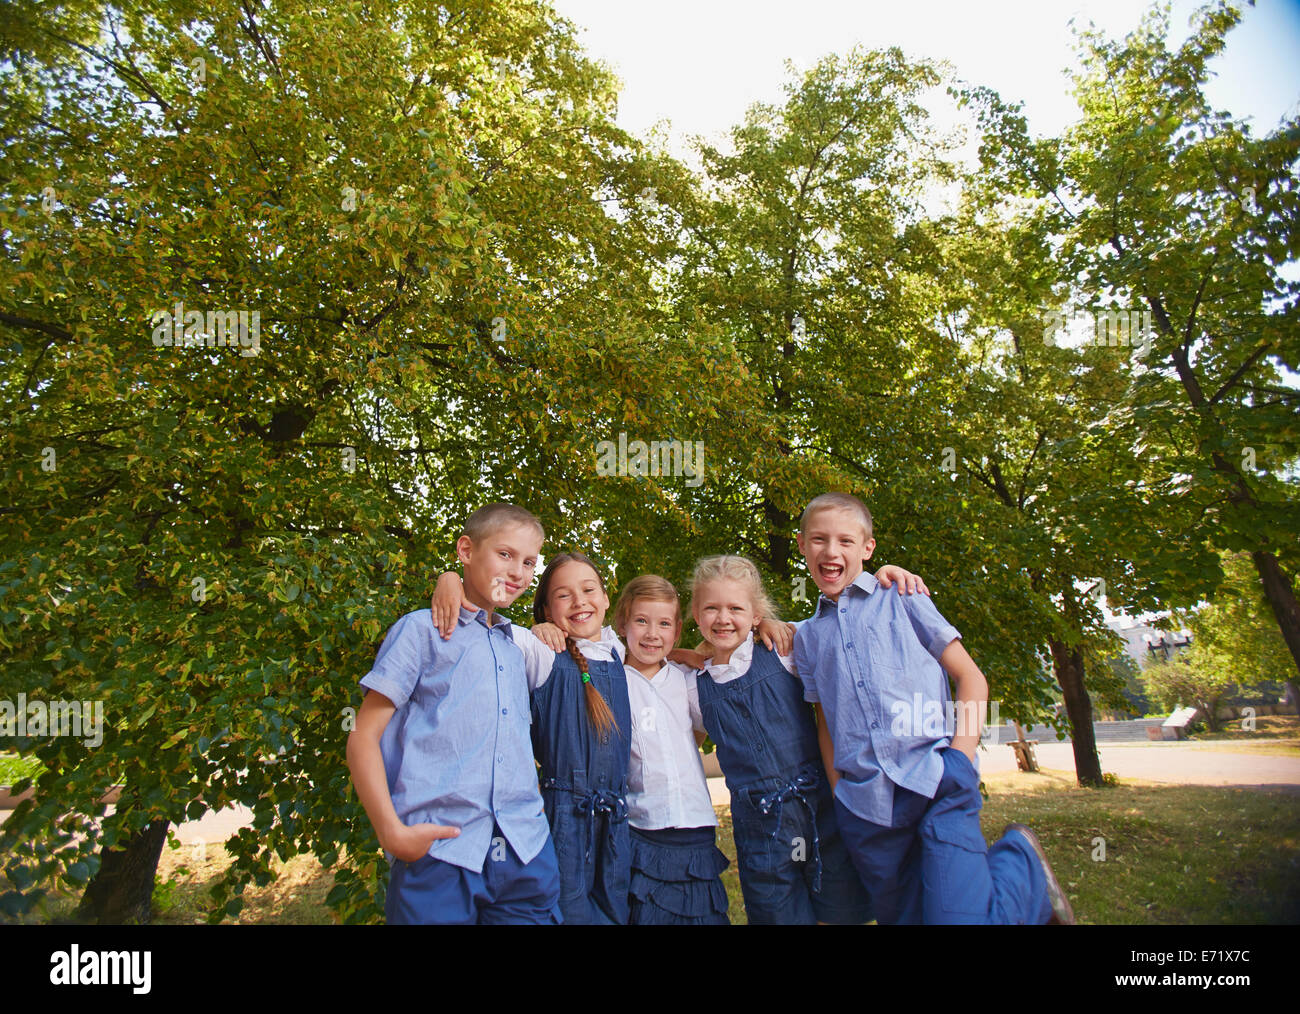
[638,661,673,684]
[458,603,513,633]
[813,569,878,617]
[574,624,626,661]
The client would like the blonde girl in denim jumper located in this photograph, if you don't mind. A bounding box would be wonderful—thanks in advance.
[687,555,872,924]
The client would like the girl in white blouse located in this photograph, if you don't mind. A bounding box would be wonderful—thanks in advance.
[609,575,731,924]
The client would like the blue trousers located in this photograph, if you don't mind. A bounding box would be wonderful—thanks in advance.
[385,826,562,925]
[834,747,1052,925]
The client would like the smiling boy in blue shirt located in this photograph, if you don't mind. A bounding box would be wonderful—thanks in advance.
[347,503,561,924]
[793,492,1073,924]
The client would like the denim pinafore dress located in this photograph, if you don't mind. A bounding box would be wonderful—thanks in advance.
[696,642,870,924]
[531,649,633,925]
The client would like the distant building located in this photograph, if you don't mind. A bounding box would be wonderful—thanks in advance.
[1107,617,1191,668]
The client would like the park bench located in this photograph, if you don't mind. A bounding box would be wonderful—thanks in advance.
[1146,706,1198,741]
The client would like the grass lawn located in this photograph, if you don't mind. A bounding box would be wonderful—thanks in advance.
[9,771,1298,924]
[1185,714,1300,755]
[1191,714,1297,737]
[979,770,1300,924]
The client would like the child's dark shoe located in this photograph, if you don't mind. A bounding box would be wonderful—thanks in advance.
[1004,823,1075,925]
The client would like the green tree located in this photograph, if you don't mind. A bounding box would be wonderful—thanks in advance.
[0,0,714,923]
[919,193,1196,783]
[971,1,1300,690]
[1142,644,1233,732]
[1175,551,1295,693]
[670,48,1062,727]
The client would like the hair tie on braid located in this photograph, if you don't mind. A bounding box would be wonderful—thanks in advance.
[565,634,619,742]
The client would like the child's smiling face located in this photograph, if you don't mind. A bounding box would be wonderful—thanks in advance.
[796,506,875,601]
[620,598,680,674]
[459,522,542,610]
[692,577,759,657]
[543,559,609,642]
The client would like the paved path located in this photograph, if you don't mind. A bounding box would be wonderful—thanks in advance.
[704,739,1300,806]
[979,739,1300,788]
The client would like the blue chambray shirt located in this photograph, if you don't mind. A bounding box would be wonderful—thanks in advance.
[794,571,962,827]
[359,606,548,872]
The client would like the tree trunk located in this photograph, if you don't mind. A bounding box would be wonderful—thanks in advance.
[1250,549,1300,680]
[762,496,794,584]
[77,819,170,924]
[1048,636,1104,787]
[1197,698,1221,734]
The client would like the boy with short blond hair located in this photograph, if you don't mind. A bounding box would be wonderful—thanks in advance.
[347,503,560,924]
[793,492,1073,924]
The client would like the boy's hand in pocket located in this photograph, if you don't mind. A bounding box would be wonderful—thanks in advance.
[383,820,461,863]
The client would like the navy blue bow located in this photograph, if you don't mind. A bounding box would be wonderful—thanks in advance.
[758,772,823,891]
[573,787,629,862]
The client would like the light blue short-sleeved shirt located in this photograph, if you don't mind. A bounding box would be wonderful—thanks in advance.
[794,571,962,827]
[359,607,548,872]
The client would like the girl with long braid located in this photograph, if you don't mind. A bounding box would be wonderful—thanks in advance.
[523,552,631,924]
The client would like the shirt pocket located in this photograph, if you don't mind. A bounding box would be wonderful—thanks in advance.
[866,619,915,675]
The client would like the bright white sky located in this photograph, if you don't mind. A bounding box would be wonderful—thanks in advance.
[550,0,1300,162]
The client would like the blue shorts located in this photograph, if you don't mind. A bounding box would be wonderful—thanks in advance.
[385,825,562,925]
[834,747,1051,925]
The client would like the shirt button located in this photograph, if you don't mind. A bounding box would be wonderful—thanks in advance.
[498,665,503,672]
[846,642,853,649]
[501,708,508,715]
[870,722,879,730]
[497,754,504,763]
[857,681,864,688]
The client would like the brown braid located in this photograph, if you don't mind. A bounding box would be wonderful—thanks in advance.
[566,635,620,743]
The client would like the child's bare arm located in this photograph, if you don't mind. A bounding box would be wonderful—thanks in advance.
[430,571,466,640]
[668,647,709,669]
[346,690,460,861]
[814,704,839,793]
[939,639,987,761]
